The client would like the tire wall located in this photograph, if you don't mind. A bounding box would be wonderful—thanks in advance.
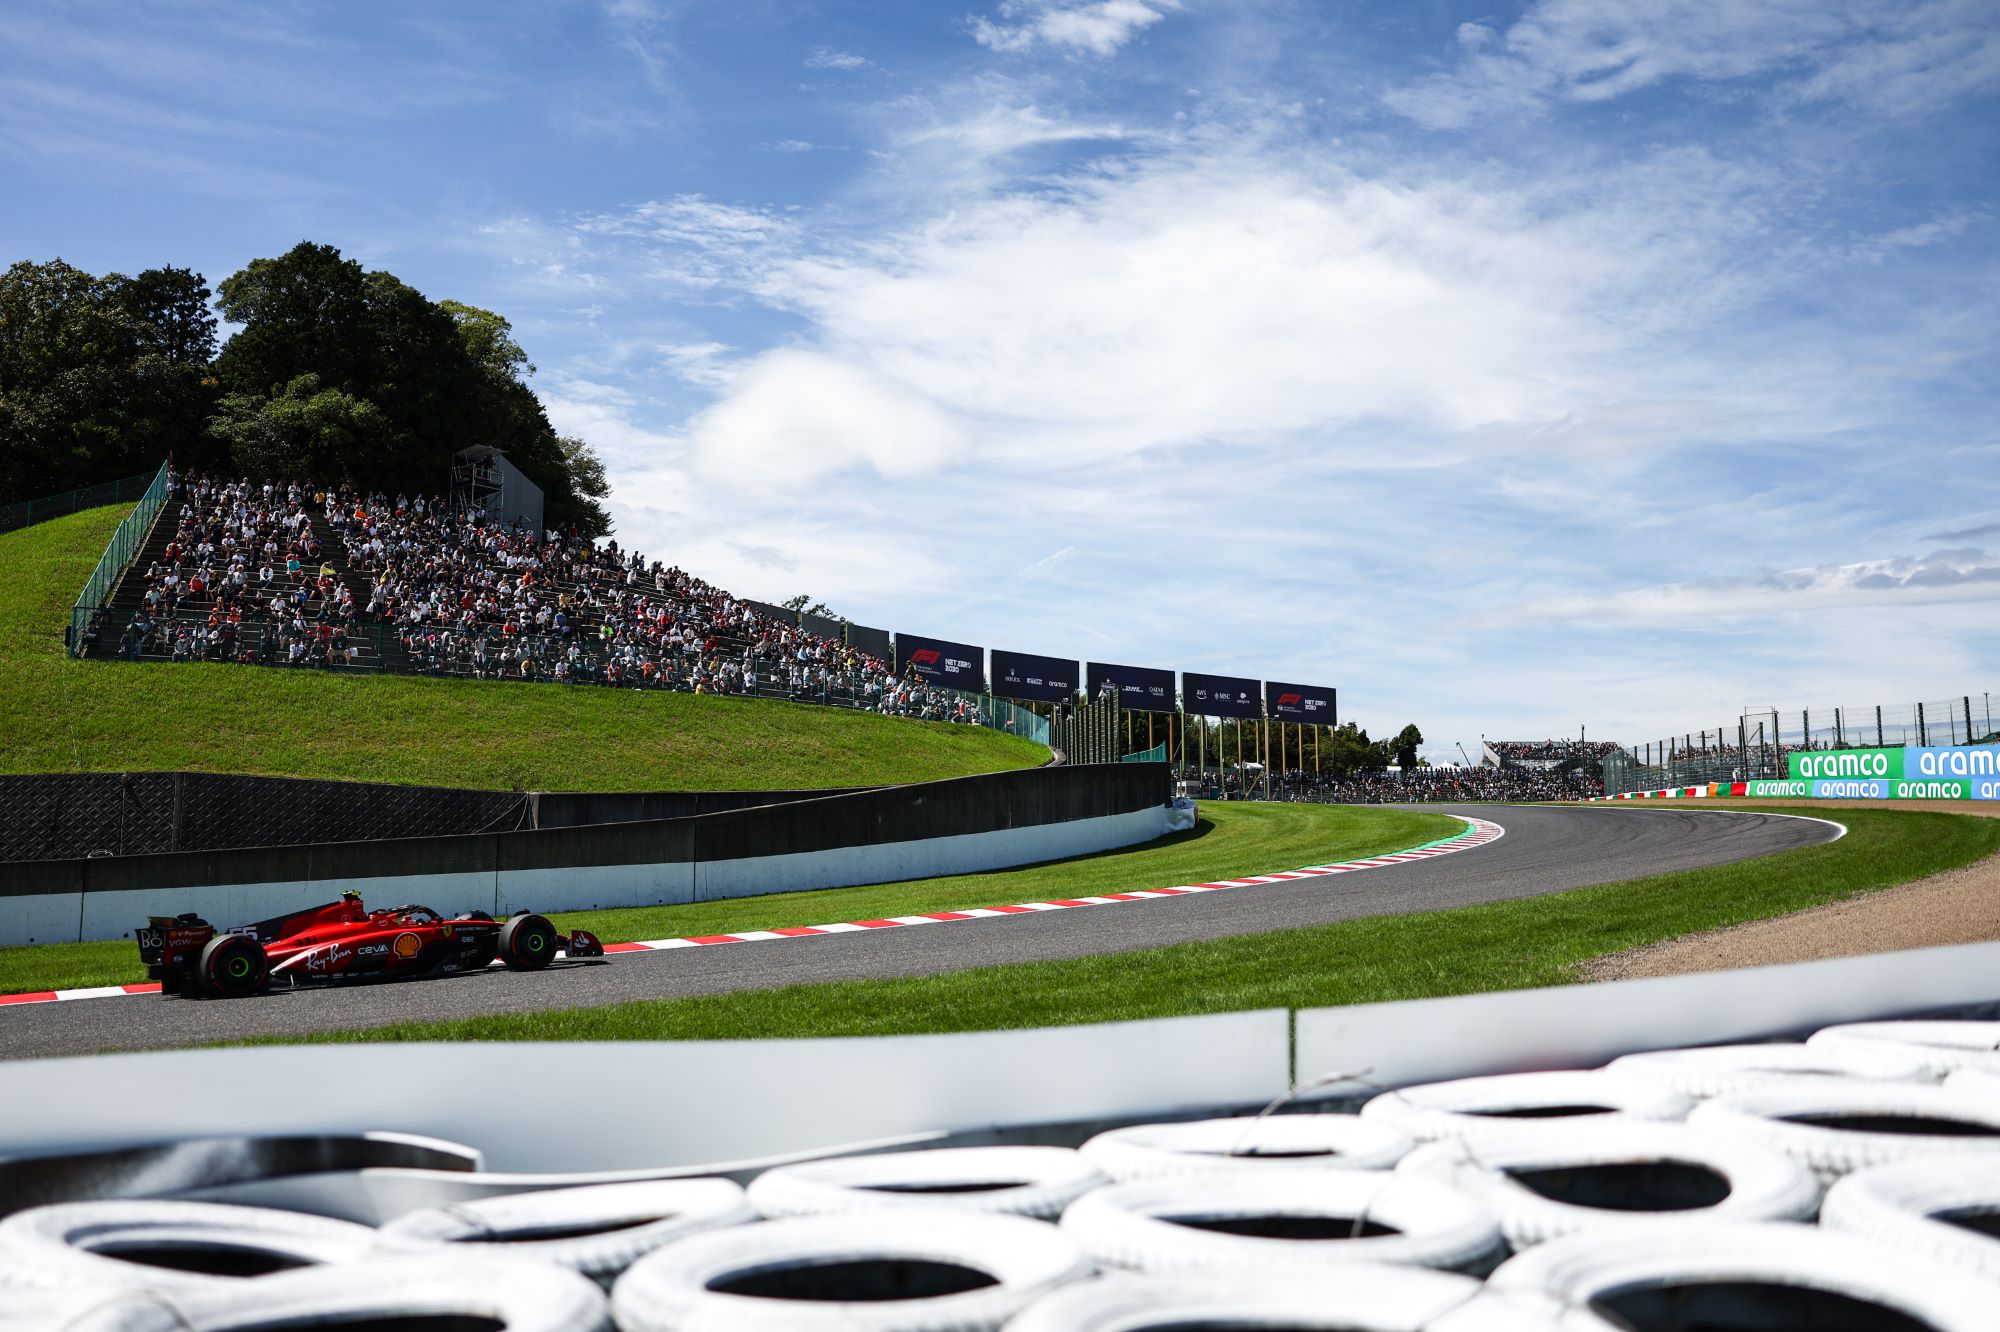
[0,764,1171,944]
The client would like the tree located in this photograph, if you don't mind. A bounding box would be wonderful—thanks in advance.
[0,259,148,500]
[1322,722,1391,778]
[1391,723,1424,770]
[439,300,533,381]
[208,375,400,483]
[782,593,836,618]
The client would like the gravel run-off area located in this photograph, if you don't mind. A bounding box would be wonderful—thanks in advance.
[1584,800,2000,981]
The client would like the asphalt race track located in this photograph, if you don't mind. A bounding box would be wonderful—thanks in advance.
[0,805,1837,1059]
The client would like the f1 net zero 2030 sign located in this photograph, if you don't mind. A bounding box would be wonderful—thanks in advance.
[1087,661,1176,713]
[896,633,984,690]
[1182,671,1262,720]
[991,649,1079,704]
[1266,681,1336,724]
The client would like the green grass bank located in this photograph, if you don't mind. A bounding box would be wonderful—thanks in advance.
[0,802,1457,994]
[252,806,1999,1046]
[0,505,1045,791]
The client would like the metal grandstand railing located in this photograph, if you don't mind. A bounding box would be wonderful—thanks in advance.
[67,462,170,658]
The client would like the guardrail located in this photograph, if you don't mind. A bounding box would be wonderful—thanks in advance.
[66,463,170,658]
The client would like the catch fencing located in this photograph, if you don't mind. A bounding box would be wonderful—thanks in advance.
[1602,690,2000,792]
[0,471,157,537]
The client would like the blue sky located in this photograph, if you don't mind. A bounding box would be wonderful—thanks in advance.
[6,0,1998,758]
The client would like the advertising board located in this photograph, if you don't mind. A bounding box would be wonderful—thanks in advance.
[990,649,1079,704]
[896,633,984,690]
[1181,672,1262,720]
[1086,661,1176,713]
[1787,747,1902,780]
[1265,680,1337,724]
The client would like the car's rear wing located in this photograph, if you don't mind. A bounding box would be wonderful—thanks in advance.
[137,914,214,974]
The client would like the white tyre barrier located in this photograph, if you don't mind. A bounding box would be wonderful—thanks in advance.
[1059,1172,1505,1278]
[1397,1123,1820,1248]
[58,1255,610,1331]
[1820,1154,2000,1280]
[1359,1073,1693,1147]
[610,1211,1091,1331]
[1000,1268,1495,1332]
[1943,1062,2000,1102]
[0,1199,375,1295]
[376,1177,755,1285]
[1606,1042,1939,1099]
[1808,1021,2000,1076]
[1079,1115,1413,1181]
[1487,1220,2000,1331]
[749,1147,1105,1221]
[1688,1083,2000,1179]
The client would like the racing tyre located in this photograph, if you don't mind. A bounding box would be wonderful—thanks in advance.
[1687,1083,2000,1179]
[748,1146,1105,1221]
[1486,1220,2000,1332]
[1359,1072,1692,1148]
[377,1177,755,1285]
[610,1211,1089,1331]
[1059,1172,1506,1277]
[500,913,560,971]
[1820,1154,2000,1280]
[1080,1115,1413,1181]
[1396,1121,1820,1248]
[1001,1268,1491,1332]
[0,1199,374,1296]
[1808,1021,2000,1076]
[1606,1041,1940,1099]
[60,1254,610,1332]
[196,934,266,999]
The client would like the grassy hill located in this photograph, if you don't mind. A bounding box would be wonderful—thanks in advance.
[0,505,1047,791]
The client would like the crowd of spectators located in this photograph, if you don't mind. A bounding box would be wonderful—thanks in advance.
[1485,738,1623,765]
[105,472,996,726]
[110,475,364,668]
[1189,764,1602,804]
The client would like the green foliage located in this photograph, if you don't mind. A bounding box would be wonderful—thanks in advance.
[1391,723,1424,770]
[3,246,613,534]
[0,259,220,502]
[258,807,2000,1045]
[208,375,399,482]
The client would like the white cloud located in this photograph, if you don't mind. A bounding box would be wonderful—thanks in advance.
[804,47,868,71]
[1386,0,2000,129]
[1510,547,2000,623]
[768,138,818,153]
[972,0,1182,58]
[683,348,968,491]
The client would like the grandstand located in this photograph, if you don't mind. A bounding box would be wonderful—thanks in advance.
[76,469,1029,734]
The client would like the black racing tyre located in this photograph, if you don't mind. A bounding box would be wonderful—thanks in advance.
[468,910,495,922]
[500,913,560,971]
[196,934,266,999]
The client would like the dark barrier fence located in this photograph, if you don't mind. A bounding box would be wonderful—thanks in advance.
[0,471,156,537]
[0,772,882,863]
[5,763,1171,898]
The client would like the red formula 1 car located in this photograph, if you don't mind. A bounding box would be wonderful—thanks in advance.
[136,892,605,999]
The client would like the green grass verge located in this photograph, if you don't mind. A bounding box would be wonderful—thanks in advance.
[0,803,1457,994]
[1,506,1043,790]
[247,806,1999,1045]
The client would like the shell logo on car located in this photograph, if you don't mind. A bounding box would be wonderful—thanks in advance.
[393,932,422,959]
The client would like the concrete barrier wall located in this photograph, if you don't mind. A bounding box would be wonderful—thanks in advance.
[0,764,1170,945]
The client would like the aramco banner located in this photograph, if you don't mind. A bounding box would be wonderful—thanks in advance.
[1181,672,1262,720]
[1785,744,2000,782]
[990,649,1079,704]
[1787,747,1902,780]
[1086,661,1176,713]
[1266,680,1337,724]
[896,633,984,690]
